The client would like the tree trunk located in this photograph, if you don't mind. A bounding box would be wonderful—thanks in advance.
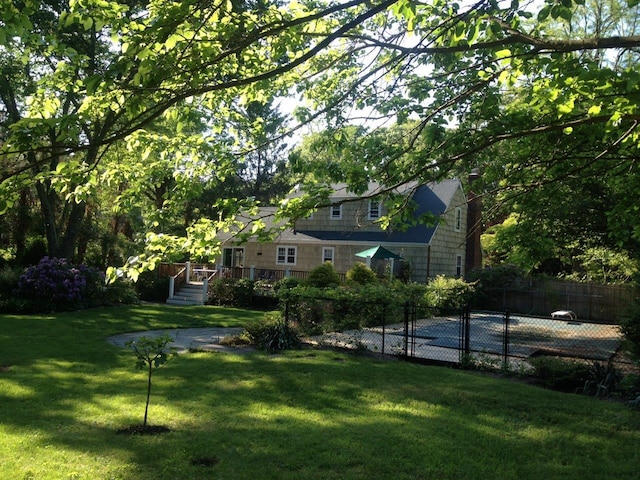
[35,181,86,261]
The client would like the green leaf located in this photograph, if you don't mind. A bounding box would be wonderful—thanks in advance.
[588,105,602,116]
[538,6,551,21]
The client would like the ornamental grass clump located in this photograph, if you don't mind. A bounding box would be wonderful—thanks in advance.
[14,257,105,311]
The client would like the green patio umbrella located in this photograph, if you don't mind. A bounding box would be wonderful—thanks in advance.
[355,245,402,260]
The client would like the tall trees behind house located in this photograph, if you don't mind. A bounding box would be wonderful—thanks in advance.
[1,0,639,277]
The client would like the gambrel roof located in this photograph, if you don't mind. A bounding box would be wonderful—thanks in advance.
[220,179,464,246]
[294,179,463,245]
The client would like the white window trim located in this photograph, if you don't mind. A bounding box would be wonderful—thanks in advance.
[223,247,245,267]
[322,247,335,264]
[454,207,462,232]
[276,246,297,266]
[330,203,342,220]
[456,254,463,277]
[368,199,381,220]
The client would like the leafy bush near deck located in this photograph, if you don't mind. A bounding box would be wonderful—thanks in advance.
[273,276,300,291]
[135,270,170,302]
[304,262,341,288]
[346,262,378,285]
[209,278,254,307]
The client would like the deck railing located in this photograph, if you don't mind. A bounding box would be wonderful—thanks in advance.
[159,263,346,285]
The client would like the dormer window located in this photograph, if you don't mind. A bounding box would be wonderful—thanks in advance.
[368,199,380,220]
[330,203,342,220]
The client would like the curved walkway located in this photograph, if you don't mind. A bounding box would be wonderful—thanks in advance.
[107,327,255,354]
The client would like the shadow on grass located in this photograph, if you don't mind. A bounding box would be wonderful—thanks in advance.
[0,305,639,479]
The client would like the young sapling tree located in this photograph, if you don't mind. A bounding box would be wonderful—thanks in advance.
[125,334,176,431]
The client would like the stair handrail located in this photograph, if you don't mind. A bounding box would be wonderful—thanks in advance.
[168,265,187,300]
[202,269,218,304]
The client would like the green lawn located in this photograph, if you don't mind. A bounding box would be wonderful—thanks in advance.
[1,304,638,480]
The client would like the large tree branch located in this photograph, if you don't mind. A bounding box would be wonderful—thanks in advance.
[0,0,398,175]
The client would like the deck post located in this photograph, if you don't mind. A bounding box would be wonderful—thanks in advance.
[168,277,175,300]
[202,277,208,303]
[185,261,191,283]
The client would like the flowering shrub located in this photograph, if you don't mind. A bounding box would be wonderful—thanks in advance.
[15,257,105,310]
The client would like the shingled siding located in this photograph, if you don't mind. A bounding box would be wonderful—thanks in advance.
[295,198,383,233]
[427,187,467,279]
[212,180,470,283]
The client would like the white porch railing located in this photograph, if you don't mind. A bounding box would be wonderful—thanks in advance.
[168,262,218,303]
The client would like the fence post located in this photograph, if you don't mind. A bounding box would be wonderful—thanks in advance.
[459,305,470,363]
[185,261,191,283]
[381,303,386,355]
[503,310,510,367]
[464,305,470,356]
[403,303,409,357]
[168,277,175,300]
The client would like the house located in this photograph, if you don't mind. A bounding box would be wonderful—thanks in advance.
[213,179,470,283]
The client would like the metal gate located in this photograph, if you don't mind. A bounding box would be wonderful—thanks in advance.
[400,302,469,365]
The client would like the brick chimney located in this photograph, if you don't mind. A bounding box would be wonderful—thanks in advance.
[465,169,482,275]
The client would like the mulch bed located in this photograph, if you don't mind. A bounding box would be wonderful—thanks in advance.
[116,425,171,435]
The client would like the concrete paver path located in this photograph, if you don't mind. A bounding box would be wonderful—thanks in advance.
[107,327,254,354]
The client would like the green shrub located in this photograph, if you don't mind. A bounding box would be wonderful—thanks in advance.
[0,266,22,299]
[104,278,139,305]
[135,271,170,302]
[244,312,301,353]
[305,262,341,288]
[279,282,430,335]
[234,278,255,306]
[209,278,237,306]
[424,275,475,312]
[209,278,254,307]
[467,264,525,288]
[346,262,378,285]
[528,356,592,392]
[274,276,300,291]
[14,257,106,312]
[620,299,640,360]
[579,361,622,398]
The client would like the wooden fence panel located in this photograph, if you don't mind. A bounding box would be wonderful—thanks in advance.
[477,280,639,323]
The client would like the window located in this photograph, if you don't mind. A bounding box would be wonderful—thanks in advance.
[455,254,463,278]
[330,203,342,220]
[322,247,335,264]
[368,200,380,220]
[455,207,462,232]
[276,246,297,265]
[223,247,244,267]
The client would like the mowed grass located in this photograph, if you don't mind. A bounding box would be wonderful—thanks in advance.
[1,304,639,480]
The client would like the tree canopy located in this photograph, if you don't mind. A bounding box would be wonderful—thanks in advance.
[1,0,639,277]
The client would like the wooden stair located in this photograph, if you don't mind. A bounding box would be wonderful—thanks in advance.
[166,282,205,306]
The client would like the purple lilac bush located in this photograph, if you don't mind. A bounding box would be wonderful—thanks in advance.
[15,257,105,309]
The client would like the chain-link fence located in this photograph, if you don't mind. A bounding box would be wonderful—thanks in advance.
[285,296,623,369]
